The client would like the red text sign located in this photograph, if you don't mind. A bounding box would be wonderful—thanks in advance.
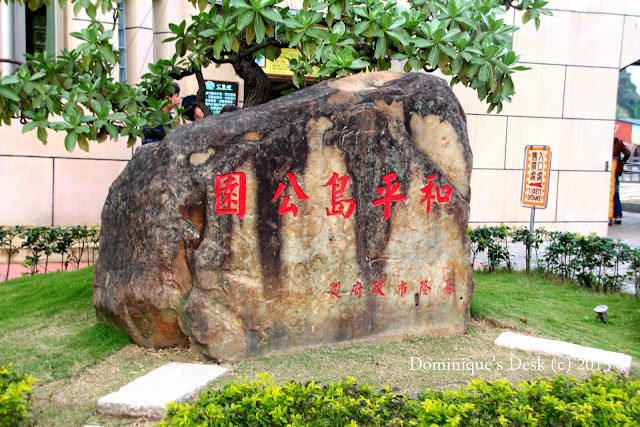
[521,146,551,208]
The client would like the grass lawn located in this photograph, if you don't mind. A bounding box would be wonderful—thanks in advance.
[0,267,638,426]
[472,270,640,361]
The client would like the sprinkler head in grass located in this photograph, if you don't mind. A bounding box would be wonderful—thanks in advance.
[594,305,608,323]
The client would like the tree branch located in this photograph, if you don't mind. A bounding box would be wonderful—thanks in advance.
[195,70,212,116]
[229,37,289,63]
[0,58,25,66]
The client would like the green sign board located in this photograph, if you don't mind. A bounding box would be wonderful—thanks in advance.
[205,81,239,114]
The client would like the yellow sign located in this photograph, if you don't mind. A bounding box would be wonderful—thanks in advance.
[260,48,319,77]
[521,145,551,208]
[609,159,617,220]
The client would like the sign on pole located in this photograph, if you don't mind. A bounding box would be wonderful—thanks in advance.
[521,145,551,273]
[521,145,552,208]
[204,80,239,114]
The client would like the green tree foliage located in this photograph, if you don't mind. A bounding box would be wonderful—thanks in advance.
[617,68,640,119]
[0,0,551,151]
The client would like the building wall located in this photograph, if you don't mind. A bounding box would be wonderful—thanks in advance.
[1,1,640,234]
[458,4,640,235]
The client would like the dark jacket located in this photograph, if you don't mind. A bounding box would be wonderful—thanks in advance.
[613,139,631,175]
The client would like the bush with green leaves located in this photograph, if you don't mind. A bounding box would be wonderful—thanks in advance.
[0,364,37,426]
[0,225,100,278]
[0,225,23,281]
[159,373,640,426]
[540,232,631,292]
[468,225,639,294]
[510,226,546,273]
[467,225,513,272]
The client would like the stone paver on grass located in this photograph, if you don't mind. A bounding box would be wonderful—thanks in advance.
[97,362,227,419]
[495,332,632,375]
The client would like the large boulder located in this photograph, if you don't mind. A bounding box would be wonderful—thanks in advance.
[94,71,474,362]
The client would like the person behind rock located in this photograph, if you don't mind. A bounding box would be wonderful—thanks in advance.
[219,104,241,114]
[612,137,630,224]
[181,95,205,122]
[142,82,182,144]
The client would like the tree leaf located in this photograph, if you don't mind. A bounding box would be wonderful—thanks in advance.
[86,3,97,20]
[230,0,251,9]
[246,21,256,44]
[200,29,217,37]
[97,45,117,65]
[412,38,435,49]
[29,72,46,81]
[49,121,74,131]
[350,59,370,69]
[65,131,78,152]
[478,64,490,82]
[77,134,90,152]
[260,8,283,23]
[37,127,48,145]
[0,86,20,102]
[289,31,304,47]
[237,10,254,30]
[22,121,38,133]
[105,123,119,140]
[106,112,127,121]
[451,55,464,74]
[127,135,137,147]
[353,21,370,35]
[253,15,266,42]
[374,36,386,59]
[427,46,439,68]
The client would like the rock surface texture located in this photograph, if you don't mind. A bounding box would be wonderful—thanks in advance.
[94,71,474,362]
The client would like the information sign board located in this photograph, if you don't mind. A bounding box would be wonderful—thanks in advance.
[521,145,551,208]
[257,48,320,77]
[204,80,239,114]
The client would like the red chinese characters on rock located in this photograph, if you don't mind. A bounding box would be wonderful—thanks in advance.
[443,279,454,295]
[419,280,431,296]
[372,173,405,220]
[325,173,356,219]
[329,282,342,299]
[372,281,386,296]
[397,281,408,297]
[213,171,452,218]
[326,279,454,300]
[350,281,363,298]
[215,172,246,218]
[271,172,309,216]
[420,175,453,214]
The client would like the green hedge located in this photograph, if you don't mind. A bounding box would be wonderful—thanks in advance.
[160,373,640,426]
[0,225,99,280]
[468,226,640,295]
[0,364,37,426]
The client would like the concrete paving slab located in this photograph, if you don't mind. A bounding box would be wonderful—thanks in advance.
[495,332,632,375]
[97,362,227,418]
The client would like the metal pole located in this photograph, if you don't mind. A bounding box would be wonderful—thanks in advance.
[527,207,535,273]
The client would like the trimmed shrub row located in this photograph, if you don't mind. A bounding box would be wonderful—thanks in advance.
[160,373,640,426]
[0,225,99,280]
[468,226,640,295]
